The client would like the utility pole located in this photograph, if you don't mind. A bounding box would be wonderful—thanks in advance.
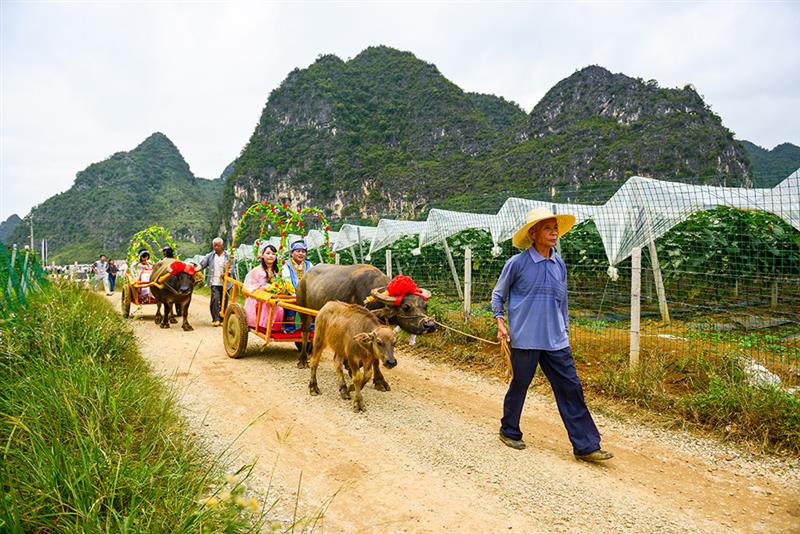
[29,214,34,252]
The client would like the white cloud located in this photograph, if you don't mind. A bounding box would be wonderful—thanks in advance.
[2,1,799,220]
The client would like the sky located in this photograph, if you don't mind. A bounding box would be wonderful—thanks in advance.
[2,1,799,221]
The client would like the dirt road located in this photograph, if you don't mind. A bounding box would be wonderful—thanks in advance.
[117,294,800,533]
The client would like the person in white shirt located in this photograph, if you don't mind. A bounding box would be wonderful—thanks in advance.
[91,254,110,295]
[196,237,231,326]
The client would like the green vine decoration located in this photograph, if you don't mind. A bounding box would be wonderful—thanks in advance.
[126,226,178,265]
[230,202,335,268]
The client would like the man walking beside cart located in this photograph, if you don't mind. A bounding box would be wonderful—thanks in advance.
[492,207,613,462]
[196,237,231,327]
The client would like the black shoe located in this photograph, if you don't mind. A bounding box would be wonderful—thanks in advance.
[575,449,614,462]
[498,432,526,450]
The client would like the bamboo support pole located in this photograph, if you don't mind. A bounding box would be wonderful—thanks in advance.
[647,239,671,324]
[356,227,364,263]
[442,239,463,299]
[385,249,392,278]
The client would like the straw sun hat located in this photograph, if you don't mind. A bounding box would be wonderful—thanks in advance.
[512,207,576,249]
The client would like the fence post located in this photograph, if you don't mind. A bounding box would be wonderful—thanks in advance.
[349,247,358,264]
[334,253,340,265]
[630,247,641,368]
[20,249,30,292]
[395,257,404,276]
[315,248,324,264]
[771,280,779,309]
[385,249,392,278]
[442,239,463,299]
[463,246,472,321]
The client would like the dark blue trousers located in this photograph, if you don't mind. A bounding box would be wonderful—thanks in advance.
[500,347,601,455]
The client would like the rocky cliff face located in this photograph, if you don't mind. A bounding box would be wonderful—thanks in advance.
[8,133,224,262]
[218,46,530,234]
[523,65,752,190]
[219,52,752,231]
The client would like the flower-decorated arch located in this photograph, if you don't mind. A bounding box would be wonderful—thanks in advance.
[230,202,335,268]
[127,226,177,265]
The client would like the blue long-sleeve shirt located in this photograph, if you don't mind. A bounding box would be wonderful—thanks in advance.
[491,247,570,351]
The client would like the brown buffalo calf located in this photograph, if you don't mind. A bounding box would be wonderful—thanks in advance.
[308,301,397,412]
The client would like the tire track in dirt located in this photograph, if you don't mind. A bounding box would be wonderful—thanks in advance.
[116,294,800,533]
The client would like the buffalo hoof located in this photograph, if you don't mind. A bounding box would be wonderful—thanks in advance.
[160,323,170,329]
[339,385,351,400]
[309,383,320,396]
[154,315,162,325]
[182,323,193,331]
[352,398,365,412]
[169,316,178,324]
[296,359,308,369]
[374,380,391,392]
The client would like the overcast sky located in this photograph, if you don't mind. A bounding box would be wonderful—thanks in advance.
[2,1,799,220]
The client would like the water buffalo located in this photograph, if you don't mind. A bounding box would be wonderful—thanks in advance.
[308,301,397,412]
[296,264,436,375]
[150,259,196,331]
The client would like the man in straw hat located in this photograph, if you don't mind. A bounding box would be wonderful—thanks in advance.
[491,207,613,462]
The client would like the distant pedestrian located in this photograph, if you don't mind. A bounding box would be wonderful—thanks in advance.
[196,237,231,327]
[492,207,613,462]
[107,259,119,293]
[91,254,110,295]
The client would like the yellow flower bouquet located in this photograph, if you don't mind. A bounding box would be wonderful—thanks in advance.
[266,277,295,296]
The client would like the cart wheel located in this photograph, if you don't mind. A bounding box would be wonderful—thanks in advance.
[122,286,131,318]
[223,304,249,359]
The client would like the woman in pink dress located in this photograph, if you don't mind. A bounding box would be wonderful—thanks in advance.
[136,249,154,301]
[243,243,284,332]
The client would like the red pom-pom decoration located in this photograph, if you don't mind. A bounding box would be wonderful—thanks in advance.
[170,261,197,277]
[385,275,428,306]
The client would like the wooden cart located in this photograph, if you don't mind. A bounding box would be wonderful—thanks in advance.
[220,277,319,358]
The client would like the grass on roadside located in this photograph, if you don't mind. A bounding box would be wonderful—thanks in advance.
[0,282,264,531]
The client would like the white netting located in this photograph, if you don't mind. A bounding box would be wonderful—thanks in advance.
[418,209,503,250]
[368,219,426,256]
[355,170,798,273]
[333,224,377,252]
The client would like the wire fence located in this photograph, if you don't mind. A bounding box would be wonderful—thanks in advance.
[333,175,800,387]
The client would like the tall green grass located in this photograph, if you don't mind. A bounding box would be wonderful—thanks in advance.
[0,283,262,531]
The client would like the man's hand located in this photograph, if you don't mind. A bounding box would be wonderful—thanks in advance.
[496,318,510,343]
